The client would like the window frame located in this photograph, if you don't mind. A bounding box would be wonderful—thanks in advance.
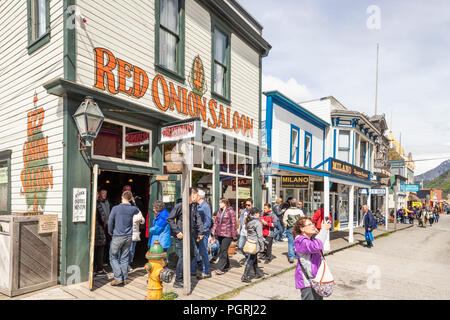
[27,0,51,55]
[338,130,350,163]
[0,150,12,216]
[155,0,185,83]
[304,131,312,168]
[92,119,153,167]
[360,139,367,169]
[211,16,232,104]
[290,125,300,165]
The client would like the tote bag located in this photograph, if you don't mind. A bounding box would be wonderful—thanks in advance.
[299,250,334,297]
[243,238,257,255]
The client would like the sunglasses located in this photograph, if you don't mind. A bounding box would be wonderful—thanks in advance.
[246,204,252,207]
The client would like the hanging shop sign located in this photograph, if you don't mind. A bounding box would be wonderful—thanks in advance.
[359,188,369,195]
[331,159,370,181]
[370,188,386,195]
[400,184,420,192]
[93,48,254,138]
[281,176,310,189]
[160,119,202,144]
[125,131,149,147]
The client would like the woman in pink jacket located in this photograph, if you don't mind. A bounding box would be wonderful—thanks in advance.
[293,217,331,300]
[210,198,237,275]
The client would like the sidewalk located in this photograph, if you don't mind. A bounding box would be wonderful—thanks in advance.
[2,222,412,300]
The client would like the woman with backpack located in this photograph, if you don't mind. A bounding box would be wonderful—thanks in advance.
[293,216,331,300]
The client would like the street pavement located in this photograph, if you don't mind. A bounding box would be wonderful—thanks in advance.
[230,215,450,300]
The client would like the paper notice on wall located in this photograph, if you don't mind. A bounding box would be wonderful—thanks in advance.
[38,214,58,234]
[73,188,87,222]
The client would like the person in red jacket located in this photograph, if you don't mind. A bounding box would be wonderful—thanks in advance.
[260,203,276,263]
[312,204,331,232]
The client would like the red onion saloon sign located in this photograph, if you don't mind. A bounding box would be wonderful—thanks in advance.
[160,120,201,144]
[20,96,54,214]
[93,48,254,138]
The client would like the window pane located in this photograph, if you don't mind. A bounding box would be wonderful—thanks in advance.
[125,128,150,162]
[229,154,236,174]
[220,151,228,172]
[93,122,123,158]
[160,0,178,34]
[203,146,213,170]
[160,29,177,72]
[193,144,202,168]
[0,163,8,214]
[338,150,349,162]
[214,30,227,65]
[291,129,298,163]
[192,171,213,203]
[305,136,311,165]
[220,175,236,211]
[238,177,252,213]
[245,158,252,177]
[238,156,245,175]
[37,0,46,38]
[339,131,350,148]
[214,63,225,96]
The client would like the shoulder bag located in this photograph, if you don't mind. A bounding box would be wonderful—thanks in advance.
[243,225,257,255]
[298,250,334,297]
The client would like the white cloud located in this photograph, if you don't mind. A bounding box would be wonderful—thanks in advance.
[262,74,313,102]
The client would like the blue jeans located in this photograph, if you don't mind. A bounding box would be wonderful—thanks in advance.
[191,232,210,275]
[109,235,132,281]
[273,219,285,241]
[209,241,220,260]
[238,234,248,258]
[175,238,196,283]
[118,241,137,268]
[286,229,295,259]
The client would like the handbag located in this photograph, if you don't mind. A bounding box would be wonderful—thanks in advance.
[298,250,334,297]
[243,238,257,255]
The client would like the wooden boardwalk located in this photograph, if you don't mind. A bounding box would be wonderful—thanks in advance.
[10,222,412,300]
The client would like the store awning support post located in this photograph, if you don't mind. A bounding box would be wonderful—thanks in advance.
[349,184,354,243]
[323,176,330,251]
[385,186,389,231]
[181,142,191,295]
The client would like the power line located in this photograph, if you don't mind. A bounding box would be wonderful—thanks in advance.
[402,157,450,163]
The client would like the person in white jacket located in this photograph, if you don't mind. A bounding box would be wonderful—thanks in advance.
[129,210,144,271]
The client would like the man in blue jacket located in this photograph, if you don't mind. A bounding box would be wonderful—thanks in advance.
[363,205,377,248]
[108,190,140,286]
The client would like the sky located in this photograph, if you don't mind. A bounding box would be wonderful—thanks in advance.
[240,0,450,175]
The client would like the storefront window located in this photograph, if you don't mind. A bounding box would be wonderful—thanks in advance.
[338,131,350,163]
[229,154,236,174]
[94,122,123,158]
[220,150,228,173]
[245,158,252,177]
[125,128,150,162]
[94,121,152,165]
[192,171,213,203]
[220,175,236,210]
[339,185,350,227]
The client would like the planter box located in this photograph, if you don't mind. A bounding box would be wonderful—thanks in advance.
[0,216,58,297]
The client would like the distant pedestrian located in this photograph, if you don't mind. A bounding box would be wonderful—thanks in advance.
[434,207,440,223]
[191,189,213,279]
[167,187,204,289]
[260,203,276,263]
[210,198,237,275]
[237,198,253,264]
[363,205,377,248]
[312,204,325,231]
[428,210,434,227]
[108,190,141,286]
[283,199,305,263]
[293,216,332,300]
[273,198,285,242]
[148,200,171,251]
[94,191,108,276]
[241,208,265,283]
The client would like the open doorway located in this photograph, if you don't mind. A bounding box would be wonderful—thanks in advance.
[97,170,150,268]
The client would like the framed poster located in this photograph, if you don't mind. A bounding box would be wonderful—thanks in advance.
[73,188,87,222]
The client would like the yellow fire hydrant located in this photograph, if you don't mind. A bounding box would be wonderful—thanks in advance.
[144,240,173,300]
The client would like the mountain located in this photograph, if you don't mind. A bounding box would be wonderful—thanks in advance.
[423,169,450,196]
[415,159,450,183]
